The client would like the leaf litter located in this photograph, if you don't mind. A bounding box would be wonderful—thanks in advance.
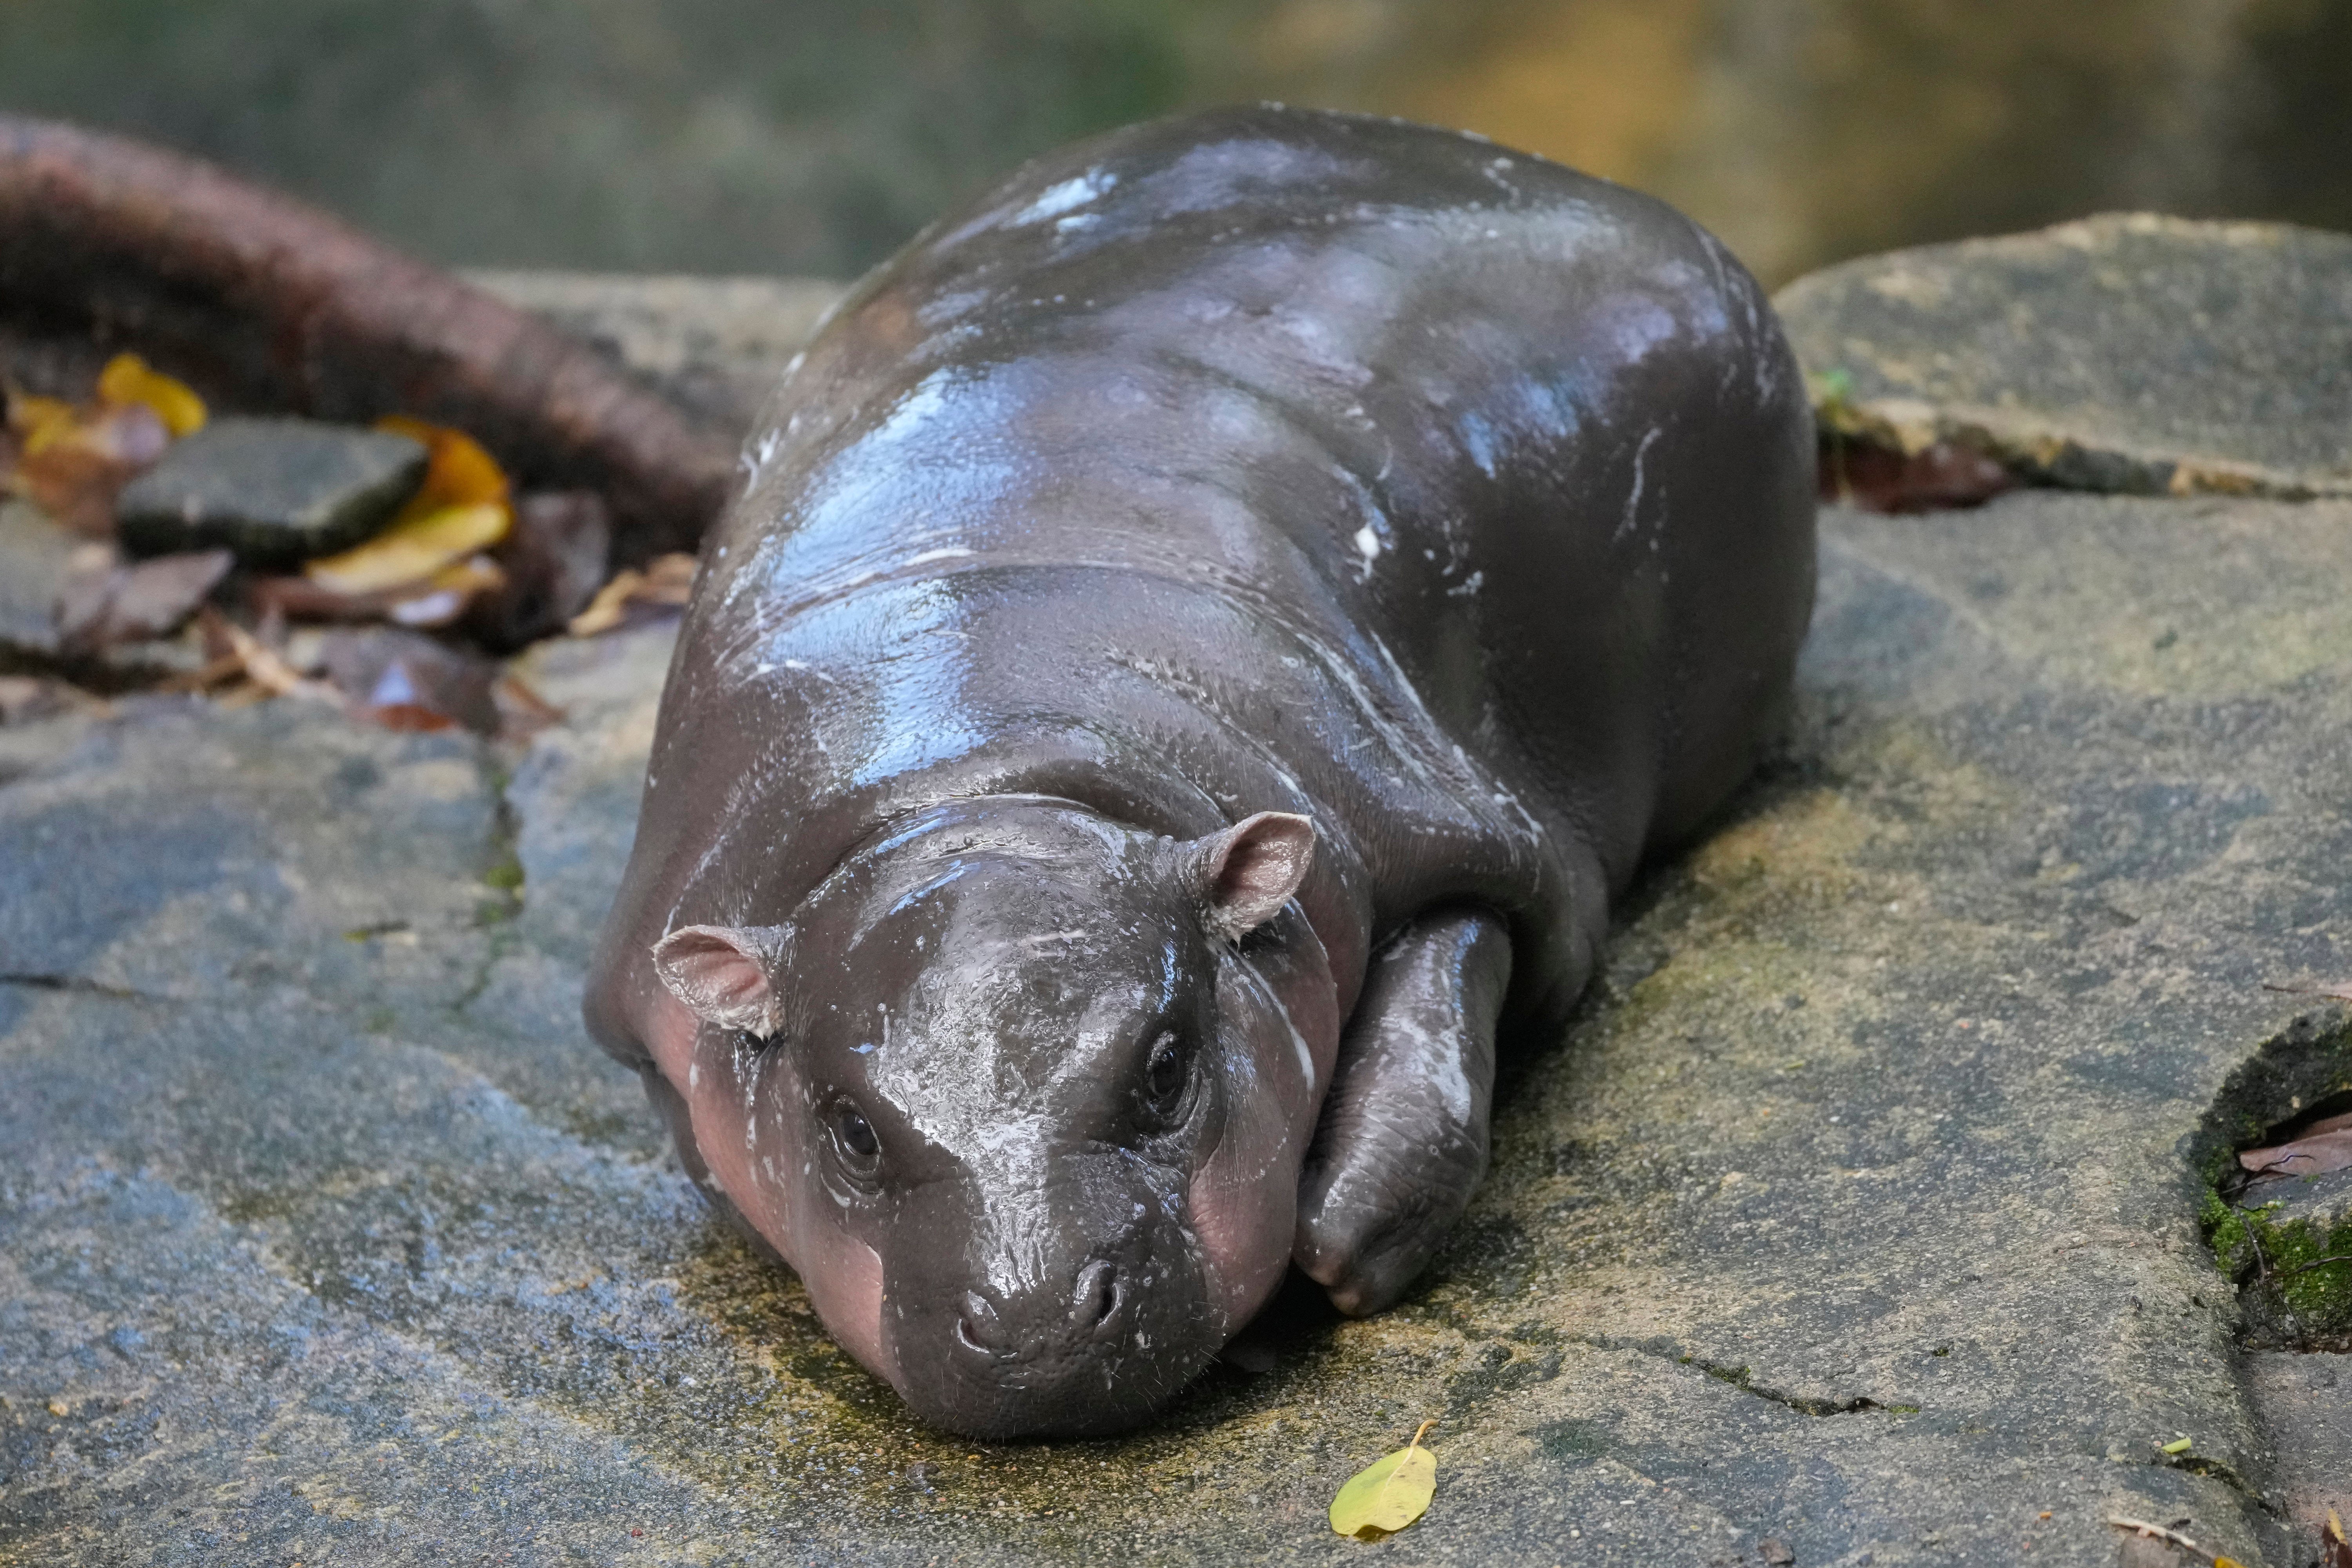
[0,355,654,741]
[1329,1420,1437,1541]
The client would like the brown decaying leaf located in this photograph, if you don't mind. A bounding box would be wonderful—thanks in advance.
[4,353,205,535]
[310,625,555,741]
[1820,434,2014,514]
[2323,1508,2350,1568]
[7,399,171,535]
[54,549,232,656]
[568,552,698,636]
[250,489,608,646]
[2239,1110,2352,1182]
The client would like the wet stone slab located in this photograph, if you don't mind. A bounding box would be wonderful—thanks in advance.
[115,416,428,569]
[1775,214,2352,498]
[4,485,2349,1566]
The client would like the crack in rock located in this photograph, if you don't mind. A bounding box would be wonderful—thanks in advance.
[0,971,167,1002]
[1579,1334,1907,1418]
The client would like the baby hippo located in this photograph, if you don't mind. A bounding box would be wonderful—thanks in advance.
[585,104,1815,1438]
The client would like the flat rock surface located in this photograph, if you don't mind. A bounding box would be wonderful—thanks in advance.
[1774,214,2352,497]
[115,417,427,569]
[466,272,847,440]
[2244,1352,2352,1532]
[4,483,2349,1566]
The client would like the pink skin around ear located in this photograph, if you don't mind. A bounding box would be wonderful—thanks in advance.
[650,924,790,1037]
[643,972,891,1380]
[1185,909,1341,1334]
[1197,812,1317,944]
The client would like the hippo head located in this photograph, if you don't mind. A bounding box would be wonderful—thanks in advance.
[646,797,1334,1438]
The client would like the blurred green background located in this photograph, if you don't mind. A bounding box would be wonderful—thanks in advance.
[3,0,2347,286]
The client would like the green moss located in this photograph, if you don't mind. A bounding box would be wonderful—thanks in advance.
[2205,1186,2352,1340]
[481,855,524,892]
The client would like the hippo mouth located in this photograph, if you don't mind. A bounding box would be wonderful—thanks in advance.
[881,1254,1218,1440]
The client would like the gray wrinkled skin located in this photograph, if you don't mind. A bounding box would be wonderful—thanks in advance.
[585,105,1816,1439]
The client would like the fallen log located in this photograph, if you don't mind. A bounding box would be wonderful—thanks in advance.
[0,115,734,559]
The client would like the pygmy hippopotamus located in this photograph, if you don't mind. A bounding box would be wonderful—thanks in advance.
[585,104,1816,1439]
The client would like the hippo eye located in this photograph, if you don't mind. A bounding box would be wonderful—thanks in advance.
[828,1099,882,1177]
[1140,1032,1192,1125]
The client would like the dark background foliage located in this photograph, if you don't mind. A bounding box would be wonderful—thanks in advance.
[2,0,2347,284]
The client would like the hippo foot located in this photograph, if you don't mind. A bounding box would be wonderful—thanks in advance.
[1294,907,1511,1316]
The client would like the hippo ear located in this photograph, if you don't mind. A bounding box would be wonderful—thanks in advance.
[650,923,793,1038]
[1185,811,1316,944]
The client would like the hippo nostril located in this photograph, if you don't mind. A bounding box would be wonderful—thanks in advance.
[1072,1259,1122,1332]
[956,1290,1002,1356]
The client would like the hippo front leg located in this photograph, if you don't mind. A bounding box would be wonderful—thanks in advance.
[1294,907,1512,1316]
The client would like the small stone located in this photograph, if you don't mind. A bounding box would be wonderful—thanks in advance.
[116,417,427,569]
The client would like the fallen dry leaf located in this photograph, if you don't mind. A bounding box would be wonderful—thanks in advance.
[200,609,339,704]
[376,415,509,514]
[95,352,207,438]
[2323,1508,2350,1568]
[567,552,698,636]
[2,356,204,536]
[304,501,509,597]
[54,548,232,656]
[7,400,171,535]
[1820,435,2013,515]
[2239,1110,2352,1183]
[385,554,507,629]
[1329,1421,1437,1540]
[318,626,502,735]
[297,417,515,599]
[490,673,566,745]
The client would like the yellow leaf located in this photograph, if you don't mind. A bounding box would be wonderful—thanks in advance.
[375,415,509,514]
[96,353,207,437]
[2216,1557,2246,1568]
[2160,1436,2192,1455]
[306,502,510,596]
[9,395,81,455]
[1329,1421,1437,1540]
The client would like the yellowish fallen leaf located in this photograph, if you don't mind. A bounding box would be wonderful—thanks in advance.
[1329,1420,1436,1540]
[388,553,507,627]
[8,394,79,453]
[2159,1435,2192,1455]
[375,415,509,518]
[566,552,699,635]
[96,353,207,437]
[306,502,510,596]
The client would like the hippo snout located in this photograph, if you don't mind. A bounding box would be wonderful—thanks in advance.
[882,1186,1212,1439]
[954,1257,1128,1359]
